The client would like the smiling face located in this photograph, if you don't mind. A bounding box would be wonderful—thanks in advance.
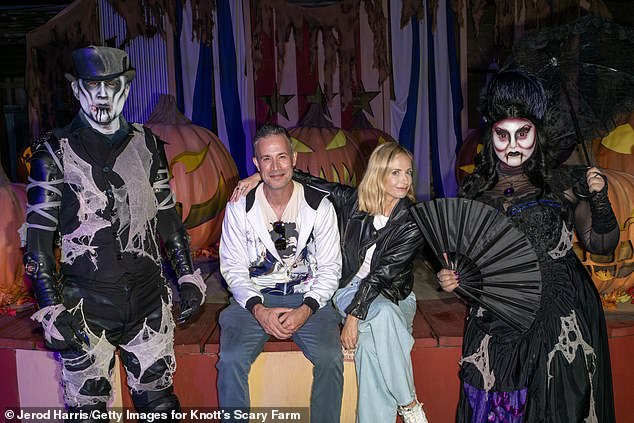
[382,153,413,204]
[72,76,130,128]
[492,117,537,167]
[253,134,297,192]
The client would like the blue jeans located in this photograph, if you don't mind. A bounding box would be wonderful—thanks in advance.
[334,279,417,423]
[217,293,343,423]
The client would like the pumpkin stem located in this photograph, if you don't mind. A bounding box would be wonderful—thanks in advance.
[296,102,333,128]
[351,111,374,130]
[146,95,192,125]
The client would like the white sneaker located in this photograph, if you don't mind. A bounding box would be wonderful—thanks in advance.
[397,400,429,423]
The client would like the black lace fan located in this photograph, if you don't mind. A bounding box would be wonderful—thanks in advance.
[410,198,542,333]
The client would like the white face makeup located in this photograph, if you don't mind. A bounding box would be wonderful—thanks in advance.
[73,76,130,130]
[492,117,536,167]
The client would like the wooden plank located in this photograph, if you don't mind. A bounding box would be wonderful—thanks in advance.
[174,303,223,354]
[418,298,467,347]
[605,315,634,338]
[0,316,45,350]
[413,301,438,348]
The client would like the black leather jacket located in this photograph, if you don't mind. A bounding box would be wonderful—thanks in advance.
[293,170,424,320]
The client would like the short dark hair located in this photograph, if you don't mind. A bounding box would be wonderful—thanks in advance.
[253,124,293,157]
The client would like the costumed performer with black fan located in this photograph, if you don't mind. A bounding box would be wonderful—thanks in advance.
[233,142,429,423]
[437,68,618,422]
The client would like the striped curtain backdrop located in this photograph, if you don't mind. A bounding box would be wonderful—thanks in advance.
[98,0,170,124]
[390,0,462,199]
[96,0,462,197]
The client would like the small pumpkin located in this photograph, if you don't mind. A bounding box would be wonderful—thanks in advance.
[289,103,365,186]
[349,112,396,161]
[572,169,634,309]
[455,128,485,184]
[146,95,239,251]
[16,146,32,184]
[0,162,31,309]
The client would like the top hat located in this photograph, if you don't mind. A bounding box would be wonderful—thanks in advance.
[65,46,136,82]
[480,67,547,124]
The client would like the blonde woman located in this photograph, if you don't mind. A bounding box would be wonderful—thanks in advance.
[234,142,429,423]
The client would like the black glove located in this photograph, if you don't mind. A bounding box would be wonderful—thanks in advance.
[32,305,89,352]
[165,227,205,324]
[48,310,89,351]
[177,282,203,324]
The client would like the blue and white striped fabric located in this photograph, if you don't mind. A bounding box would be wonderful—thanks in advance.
[211,0,255,178]
[389,0,462,199]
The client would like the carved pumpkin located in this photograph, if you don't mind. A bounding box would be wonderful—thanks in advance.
[350,112,396,161]
[572,169,634,308]
[16,146,32,184]
[592,122,634,175]
[289,103,365,186]
[455,128,484,184]
[146,95,239,251]
[0,163,31,308]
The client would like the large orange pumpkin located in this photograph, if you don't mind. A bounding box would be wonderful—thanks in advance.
[0,162,31,309]
[146,95,239,251]
[592,122,634,175]
[289,103,365,186]
[572,169,634,308]
[349,112,396,161]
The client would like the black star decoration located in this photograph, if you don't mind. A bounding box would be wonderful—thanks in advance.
[304,84,332,118]
[353,82,380,117]
[259,84,293,120]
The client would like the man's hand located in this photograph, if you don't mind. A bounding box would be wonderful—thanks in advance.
[279,305,312,334]
[252,304,294,339]
[341,315,359,350]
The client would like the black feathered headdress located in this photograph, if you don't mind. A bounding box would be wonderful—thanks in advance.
[480,68,547,125]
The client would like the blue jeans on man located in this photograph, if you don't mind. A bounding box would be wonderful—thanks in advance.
[217,292,343,423]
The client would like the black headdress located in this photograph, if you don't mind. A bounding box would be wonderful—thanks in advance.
[480,68,547,125]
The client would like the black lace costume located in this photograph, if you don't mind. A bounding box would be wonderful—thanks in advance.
[457,163,618,423]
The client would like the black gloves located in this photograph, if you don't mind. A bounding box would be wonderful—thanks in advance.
[165,227,206,324]
[177,282,204,325]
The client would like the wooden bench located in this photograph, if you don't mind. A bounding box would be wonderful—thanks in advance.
[1,299,633,422]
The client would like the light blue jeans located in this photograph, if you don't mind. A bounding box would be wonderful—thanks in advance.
[334,277,418,423]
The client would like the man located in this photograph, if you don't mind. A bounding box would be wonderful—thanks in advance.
[23,46,206,422]
[218,124,344,422]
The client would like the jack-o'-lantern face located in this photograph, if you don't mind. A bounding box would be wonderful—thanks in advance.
[289,127,365,186]
[146,96,239,250]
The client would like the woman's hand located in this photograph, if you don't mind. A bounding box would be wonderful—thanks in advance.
[437,268,459,293]
[230,173,262,202]
[341,315,359,350]
[586,167,606,194]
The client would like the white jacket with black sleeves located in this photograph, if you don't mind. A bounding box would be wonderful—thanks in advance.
[219,183,342,313]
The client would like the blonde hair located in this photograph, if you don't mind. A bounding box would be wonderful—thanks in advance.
[358,143,415,215]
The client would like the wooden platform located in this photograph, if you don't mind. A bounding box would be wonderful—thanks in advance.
[0,299,633,422]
